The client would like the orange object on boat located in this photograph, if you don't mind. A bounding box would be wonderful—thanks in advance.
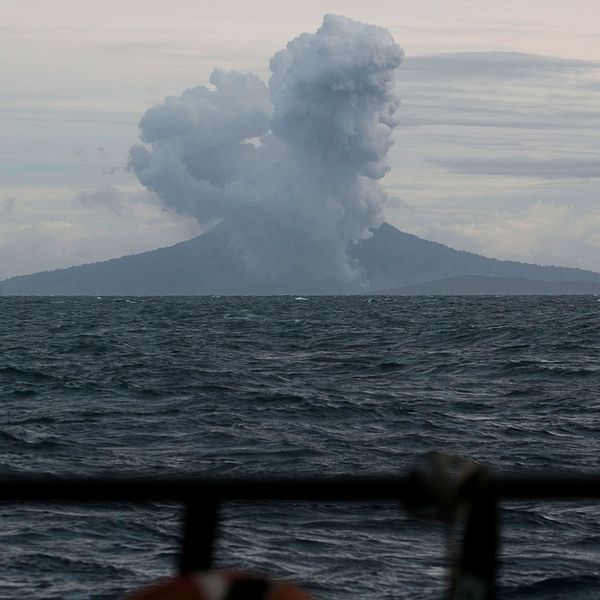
[124,569,315,600]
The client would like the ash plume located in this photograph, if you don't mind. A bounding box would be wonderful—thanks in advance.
[128,15,403,288]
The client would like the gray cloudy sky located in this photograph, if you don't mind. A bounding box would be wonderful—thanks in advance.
[2,0,600,279]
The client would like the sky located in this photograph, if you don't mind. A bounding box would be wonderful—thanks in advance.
[2,0,600,280]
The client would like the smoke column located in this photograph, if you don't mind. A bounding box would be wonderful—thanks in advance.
[129,15,403,289]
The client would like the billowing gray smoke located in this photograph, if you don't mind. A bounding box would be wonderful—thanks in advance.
[129,15,403,289]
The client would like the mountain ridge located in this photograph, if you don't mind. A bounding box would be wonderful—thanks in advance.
[1,222,599,295]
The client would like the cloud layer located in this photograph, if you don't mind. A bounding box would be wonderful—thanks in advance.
[128,15,403,286]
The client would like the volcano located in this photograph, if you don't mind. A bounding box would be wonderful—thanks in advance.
[1,222,599,295]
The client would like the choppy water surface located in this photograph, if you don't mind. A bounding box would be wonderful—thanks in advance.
[1,296,599,599]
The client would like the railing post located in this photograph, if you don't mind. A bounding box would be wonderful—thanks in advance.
[451,476,498,600]
[179,498,219,574]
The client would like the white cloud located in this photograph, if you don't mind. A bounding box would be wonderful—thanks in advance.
[129,15,404,284]
[0,186,201,280]
[379,51,600,273]
[75,185,128,215]
[433,156,600,179]
[414,202,600,271]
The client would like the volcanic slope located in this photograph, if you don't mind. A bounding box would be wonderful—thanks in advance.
[1,222,599,295]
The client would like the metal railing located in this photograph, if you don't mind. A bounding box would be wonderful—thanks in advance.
[2,458,600,599]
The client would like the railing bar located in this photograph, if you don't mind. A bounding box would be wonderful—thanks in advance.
[2,474,600,502]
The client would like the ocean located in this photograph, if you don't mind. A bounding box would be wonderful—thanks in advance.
[1,296,599,599]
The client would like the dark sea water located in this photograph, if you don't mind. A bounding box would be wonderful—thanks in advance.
[1,296,599,599]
